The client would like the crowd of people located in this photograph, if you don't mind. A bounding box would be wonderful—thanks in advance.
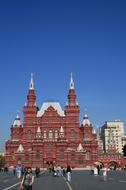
[90,164,109,181]
[11,164,72,190]
[1,163,125,189]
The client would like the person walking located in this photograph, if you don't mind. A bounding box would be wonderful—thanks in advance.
[16,165,22,179]
[66,165,72,182]
[97,165,100,175]
[93,165,98,176]
[35,167,40,178]
[20,167,34,190]
[13,166,16,176]
[102,165,108,181]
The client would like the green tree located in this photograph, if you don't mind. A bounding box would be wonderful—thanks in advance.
[0,155,5,167]
[123,144,126,157]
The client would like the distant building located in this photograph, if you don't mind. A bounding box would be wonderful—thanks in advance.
[100,120,126,154]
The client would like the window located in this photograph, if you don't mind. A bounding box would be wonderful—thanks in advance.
[78,158,83,164]
[55,130,58,139]
[71,154,76,161]
[85,152,90,160]
[44,130,47,139]
[70,129,76,141]
[25,155,29,162]
[18,159,22,164]
[36,150,40,160]
[49,130,53,139]
[59,152,64,159]
[27,130,32,140]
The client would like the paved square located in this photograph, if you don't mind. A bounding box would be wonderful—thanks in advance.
[1,170,126,190]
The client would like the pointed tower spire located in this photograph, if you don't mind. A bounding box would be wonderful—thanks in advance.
[82,114,90,126]
[67,72,76,106]
[69,72,74,89]
[29,73,34,90]
[27,73,36,107]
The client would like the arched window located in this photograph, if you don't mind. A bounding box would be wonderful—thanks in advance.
[43,130,47,139]
[17,159,22,164]
[35,150,40,160]
[78,158,83,164]
[71,153,76,161]
[55,130,58,139]
[49,130,53,139]
[59,151,64,159]
[85,152,90,160]
[70,129,76,141]
[25,155,29,162]
[27,130,32,140]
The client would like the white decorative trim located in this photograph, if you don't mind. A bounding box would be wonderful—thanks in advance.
[17,144,24,153]
[29,73,34,89]
[37,126,41,133]
[82,114,90,126]
[70,72,74,89]
[77,143,84,151]
[37,102,65,117]
[13,114,22,126]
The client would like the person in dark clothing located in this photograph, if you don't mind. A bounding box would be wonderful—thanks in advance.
[20,168,34,190]
[13,166,16,176]
[66,165,72,182]
[35,167,40,178]
[97,165,100,175]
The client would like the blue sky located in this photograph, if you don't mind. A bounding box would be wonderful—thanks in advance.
[0,0,126,150]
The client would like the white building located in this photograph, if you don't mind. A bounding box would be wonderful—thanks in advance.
[100,120,126,154]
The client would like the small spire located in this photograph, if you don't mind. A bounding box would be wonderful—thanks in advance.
[17,144,24,153]
[69,72,74,89]
[37,126,41,133]
[29,73,34,89]
[82,114,90,126]
[60,126,64,133]
[77,143,84,151]
[13,111,22,127]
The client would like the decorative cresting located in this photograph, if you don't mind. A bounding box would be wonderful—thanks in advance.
[17,144,24,153]
[82,114,90,126]
[77,143,84,152]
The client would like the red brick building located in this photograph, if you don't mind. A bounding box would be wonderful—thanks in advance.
[5,74,124,168]
[5,74,98,168]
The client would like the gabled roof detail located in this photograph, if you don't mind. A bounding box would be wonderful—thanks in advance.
[17,144,24,153]
[37,102,65,117]
[13,114,22,127]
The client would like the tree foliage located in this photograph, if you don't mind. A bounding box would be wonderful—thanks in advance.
[0,155,5,167]
[123,144,126,156]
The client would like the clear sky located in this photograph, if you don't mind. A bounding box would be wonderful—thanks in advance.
[0,0,126,150]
